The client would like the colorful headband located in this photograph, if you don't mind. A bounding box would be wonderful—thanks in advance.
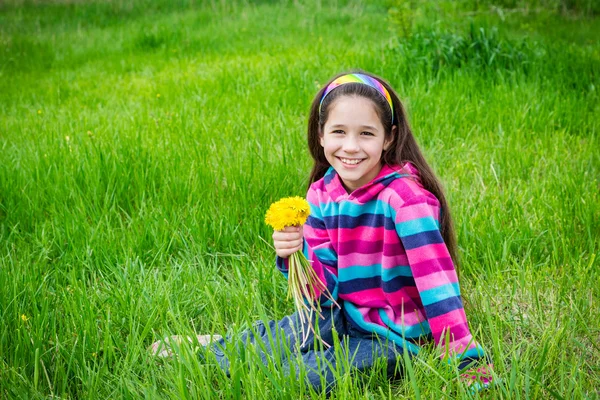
[319,73,394,123]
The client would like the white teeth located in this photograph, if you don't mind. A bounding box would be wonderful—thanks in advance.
[340,158,362,165]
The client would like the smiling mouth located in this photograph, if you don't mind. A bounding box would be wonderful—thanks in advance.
[339,157,363,165]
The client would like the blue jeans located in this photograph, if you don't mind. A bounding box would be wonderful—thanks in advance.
[205,304,404,394]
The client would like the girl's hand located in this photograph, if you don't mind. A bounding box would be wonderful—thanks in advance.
[272,226,303,259]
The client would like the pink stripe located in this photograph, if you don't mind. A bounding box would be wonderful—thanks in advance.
[385,287,421,307]
[406,244,450,264]
[428,308,468,338]
[447,340,477,355]
[387,178,421,202]
[394,202,439,222]
[362,183,386,199]
[337,253,410,269]
[307,188,334,203]
[386,307,426,326]
[304,228,334,248]
[414,269,458,291]
[342,288,388,307]
[337,252,382,267]
[324,226,401,243]
[442,322,471,344]
[367,308,384,325]
[446,335,478,355]
[351,306,369,319]
[381,253,410,268]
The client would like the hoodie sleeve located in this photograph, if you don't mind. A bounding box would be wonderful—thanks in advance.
[394,194,485,368]
[276,191,339,306]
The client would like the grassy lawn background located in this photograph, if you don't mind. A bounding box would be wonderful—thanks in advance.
[1,0,598,398]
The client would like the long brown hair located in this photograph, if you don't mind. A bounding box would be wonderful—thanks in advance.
[306,70,459,266]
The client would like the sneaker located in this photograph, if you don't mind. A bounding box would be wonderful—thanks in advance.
[150,334,223,358]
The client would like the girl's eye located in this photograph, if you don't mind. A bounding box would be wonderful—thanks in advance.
[332,130,345,134]
[361,131,375,136]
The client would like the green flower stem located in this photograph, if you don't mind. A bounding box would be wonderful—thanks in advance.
[286,251,340,347]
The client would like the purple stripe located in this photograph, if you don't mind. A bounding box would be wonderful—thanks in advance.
[338,239,384,255]
[425,296,464,319]
[306,215,326,230]
[337,240,408,257]
[410,257,455,278]
[402,230,444,250]
[338,275,416,294]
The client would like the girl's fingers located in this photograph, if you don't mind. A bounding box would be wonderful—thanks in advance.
[273,238,303,249]
[276,247,302,258]
[272,228,303,242]
[274,239,303,258]
[272,226,304,258]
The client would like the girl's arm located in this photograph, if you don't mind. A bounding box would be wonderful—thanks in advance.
[394,195,486,367]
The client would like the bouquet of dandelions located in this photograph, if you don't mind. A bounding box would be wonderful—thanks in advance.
[265,196,339,347]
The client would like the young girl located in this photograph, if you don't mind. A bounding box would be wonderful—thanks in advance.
[152,71,493,393]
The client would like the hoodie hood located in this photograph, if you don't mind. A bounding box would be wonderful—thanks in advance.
[323,162,420,204]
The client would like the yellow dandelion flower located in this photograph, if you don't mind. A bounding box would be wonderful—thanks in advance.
[156,93,161,98]
[37,110,42,114]
[20,314,28,322]
[264,196,310,231]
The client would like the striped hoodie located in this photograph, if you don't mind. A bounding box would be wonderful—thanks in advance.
[277,162,485,366]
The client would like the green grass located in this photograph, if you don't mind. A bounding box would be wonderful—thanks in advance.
[1,0,598,398]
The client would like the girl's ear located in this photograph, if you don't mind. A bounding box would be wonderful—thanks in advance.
[319,129,325,147]
[383,125,397,151]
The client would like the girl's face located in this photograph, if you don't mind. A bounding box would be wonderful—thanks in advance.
[320,95,391,192]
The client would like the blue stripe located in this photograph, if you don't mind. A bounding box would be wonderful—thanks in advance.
[344,303,420,355]
[323,167,336,184]
[424,296,464,319]
[460,345,485,360]
[378,175,397,186]
[314,247,337,262]
[306,215,326,230]
[308,200,327,221]
[338,265,379,281]
[276,256,288,273]
[320,258,337,268]
[321,200,392,218]
[315,201,338,221]
[323,213,396,230]
[419,283,461,306]
[396,216,439,237]
[338,275,415,294]
[382,275,417,293]
[450,345,486,366]
[383,266,413,280]
[401,230,444,250]
[338,265,412,282]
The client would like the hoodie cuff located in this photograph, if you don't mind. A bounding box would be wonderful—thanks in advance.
[276,256,289,273]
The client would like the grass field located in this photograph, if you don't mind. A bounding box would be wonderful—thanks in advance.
[1,0,599,398]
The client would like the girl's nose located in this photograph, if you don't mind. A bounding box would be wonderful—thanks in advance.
[342,136,360,152]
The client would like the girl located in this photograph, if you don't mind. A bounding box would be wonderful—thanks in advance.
[151,71,493,393]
